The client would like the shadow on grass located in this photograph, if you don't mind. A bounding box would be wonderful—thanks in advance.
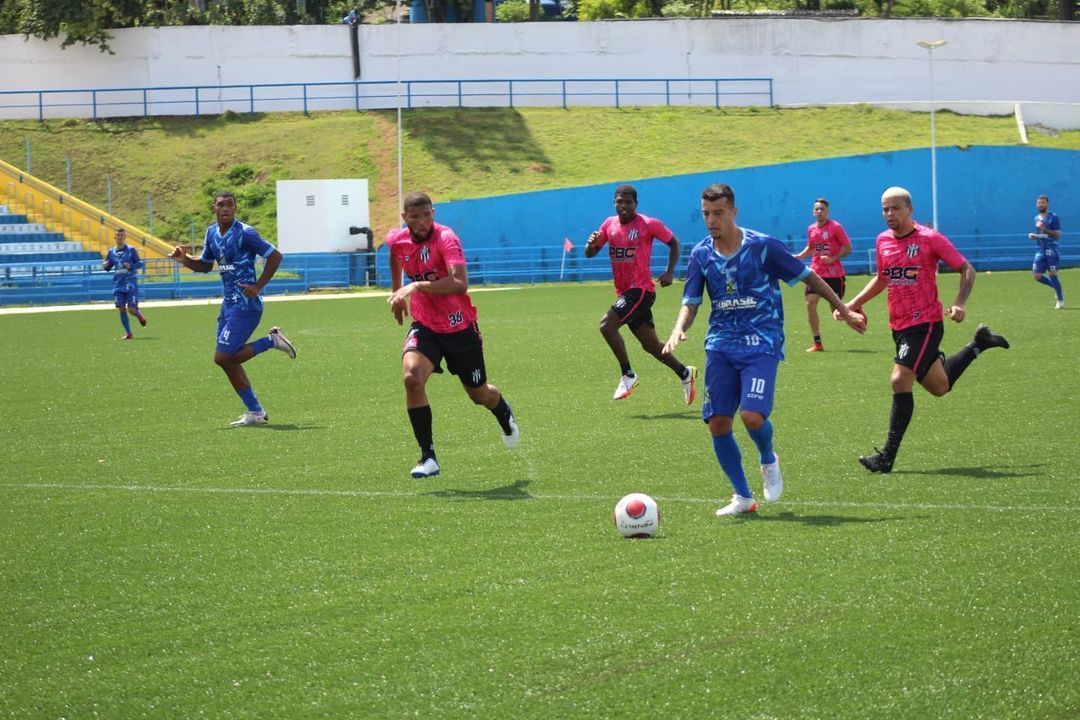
[630,412,699,421]
[218,424,325,432]
[750,511,907,526]
[896,465,1045,479]
[402,108,553,174]
[425,478,532,501]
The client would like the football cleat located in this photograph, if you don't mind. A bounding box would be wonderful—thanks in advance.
[858,448,894,474]
[613,373,639,400]
[761,453,783,503]
[681,366,698,405]
[269,326,297,359]
[230,410,268,427]
[501,412,520,450]
[806,342,824,353]
[715,494,758,517]
[1054,299,1064,310]
[973,324,1010,351]
[121,333,134,340]
[411,457,440,478]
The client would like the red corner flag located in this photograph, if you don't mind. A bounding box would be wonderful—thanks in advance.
[563,237,574,253]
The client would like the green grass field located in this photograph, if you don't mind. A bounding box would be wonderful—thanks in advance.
[1,270,1077,719]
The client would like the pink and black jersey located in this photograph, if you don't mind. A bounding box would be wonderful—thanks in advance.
[385,223,478,334]
[875,223,967,331]
[805,219,851,278]
[593,213,675,295]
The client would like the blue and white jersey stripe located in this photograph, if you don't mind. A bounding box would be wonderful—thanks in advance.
[200,219,276,311]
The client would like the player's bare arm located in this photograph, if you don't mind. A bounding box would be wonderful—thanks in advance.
[240,249,281,298]
[805,273,865,333]
[583,231,602,259]
[663,303,698,356]
[169,245,214,273]
[658,237,680,287]
[946,261,976,322]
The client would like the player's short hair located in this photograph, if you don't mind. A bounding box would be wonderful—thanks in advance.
[614,184,637,201]
[701,183,735,205]
[213,190,237,204]
[814,198,830,207]
[881,187,912,207]
[1037,194,1049,202]
[114,227,126,235]
[404,191,433,211]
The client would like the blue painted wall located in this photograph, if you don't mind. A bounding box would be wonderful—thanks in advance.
[433,146,1079,266]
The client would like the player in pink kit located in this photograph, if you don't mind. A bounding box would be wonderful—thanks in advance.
[837,187,1009,473]
[794,198,852,352]
[386,192,519,479]
[585,184,698,404]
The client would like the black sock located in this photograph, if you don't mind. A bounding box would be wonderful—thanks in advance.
[490,395,514,434]
[943,343,980,389]
[407,405,436,460]
[620,363,633,376]
[883,392,914,458]
[676,364,689,380]
[813,335,822,344]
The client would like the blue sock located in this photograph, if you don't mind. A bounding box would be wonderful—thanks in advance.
[712,432,752,499]
[747,420,776,465]
[1048,275,1063,301]
[237,387,263,412]
[251,336,274,356]
[1035,276,1055,290]
[119,311,131,333]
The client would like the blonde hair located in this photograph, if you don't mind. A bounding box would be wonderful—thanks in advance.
[881,187,912,207]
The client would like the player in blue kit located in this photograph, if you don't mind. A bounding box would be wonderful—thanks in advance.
[169,191,297,427]
[1029,194,1064,309]
[663,183,866,516]
[103,227,147,339]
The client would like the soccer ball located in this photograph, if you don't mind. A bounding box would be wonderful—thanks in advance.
[613,493,659,538]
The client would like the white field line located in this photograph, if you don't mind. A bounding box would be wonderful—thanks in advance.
[0,286,520,316]
[0,482,1075,513]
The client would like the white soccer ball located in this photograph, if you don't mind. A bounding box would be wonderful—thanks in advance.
[613,493,659,538]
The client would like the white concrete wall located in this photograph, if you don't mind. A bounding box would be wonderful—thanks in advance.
[1,17,1077,116]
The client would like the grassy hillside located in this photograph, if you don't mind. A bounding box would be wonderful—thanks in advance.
[2,105,1078,244]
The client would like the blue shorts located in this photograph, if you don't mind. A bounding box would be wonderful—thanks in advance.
[1033,248,1059,274]
[113,289,139,308]
[701,350,779,421]
[216,306,263,354]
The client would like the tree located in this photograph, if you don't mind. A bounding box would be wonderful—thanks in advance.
[18,0,147,51]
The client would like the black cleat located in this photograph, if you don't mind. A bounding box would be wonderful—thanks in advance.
[974,324,1009,351]
[859,448,894,474]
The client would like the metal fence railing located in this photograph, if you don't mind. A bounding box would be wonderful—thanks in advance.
[0,77,775,121]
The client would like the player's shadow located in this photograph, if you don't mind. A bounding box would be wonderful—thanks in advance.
[630,412,699,421]
[218,424,325,432]
[425,479,532,501]
[752,511,909,526]
[839,349,877,354]
[898,464,1044,479]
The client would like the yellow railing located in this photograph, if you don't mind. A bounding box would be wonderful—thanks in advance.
[0,157,174,259]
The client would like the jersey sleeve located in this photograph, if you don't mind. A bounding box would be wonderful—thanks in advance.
[103,250,115,270]
[681,247,705,306]
[1047,214,1061,232]
[592,219,611,250]
[763,237,811,286]
[130,248,144,270]
[199,230,215,265]
[439,229,467,266]
[834,222,852,248]
[648,217,675,244]
[242,226,276,259]
[931,232,968,270]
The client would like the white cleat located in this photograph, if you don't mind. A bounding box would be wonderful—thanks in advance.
[501,413,520,449]
[761,453,783,503]
[715,494,758,516]
[230,410,268,427]
[613,373,639,400]
[1054,299,1065,310]
[269,326,297,358]
[411,457,440,478]
[681,365,698,405]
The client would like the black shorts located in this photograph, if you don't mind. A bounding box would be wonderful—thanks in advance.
[892,321,944,381]
[611,288,656,331]
[805,276,846,298]
[404,321,488,388]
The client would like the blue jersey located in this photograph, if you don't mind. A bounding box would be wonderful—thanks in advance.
[104,244,143,294]
[200,219,276,311]
[682,229,809,360]
[1034,212,1061,252]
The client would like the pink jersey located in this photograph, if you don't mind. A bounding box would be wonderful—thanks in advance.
[593,213,675,295]
[385,223,478,334]
[875,223,967,331]
[806,219,851,278]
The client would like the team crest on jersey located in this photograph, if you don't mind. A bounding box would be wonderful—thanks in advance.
[419,245,431,263]
[906,244,920,258]
[627,229,639,242]
[822,231,830,240]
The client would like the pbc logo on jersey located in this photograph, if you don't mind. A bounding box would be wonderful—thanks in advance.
[906,244,920,258]
[609,246,637,260]
[882,266,920,285]
[409,270,440,282]
[419,245,431,263]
